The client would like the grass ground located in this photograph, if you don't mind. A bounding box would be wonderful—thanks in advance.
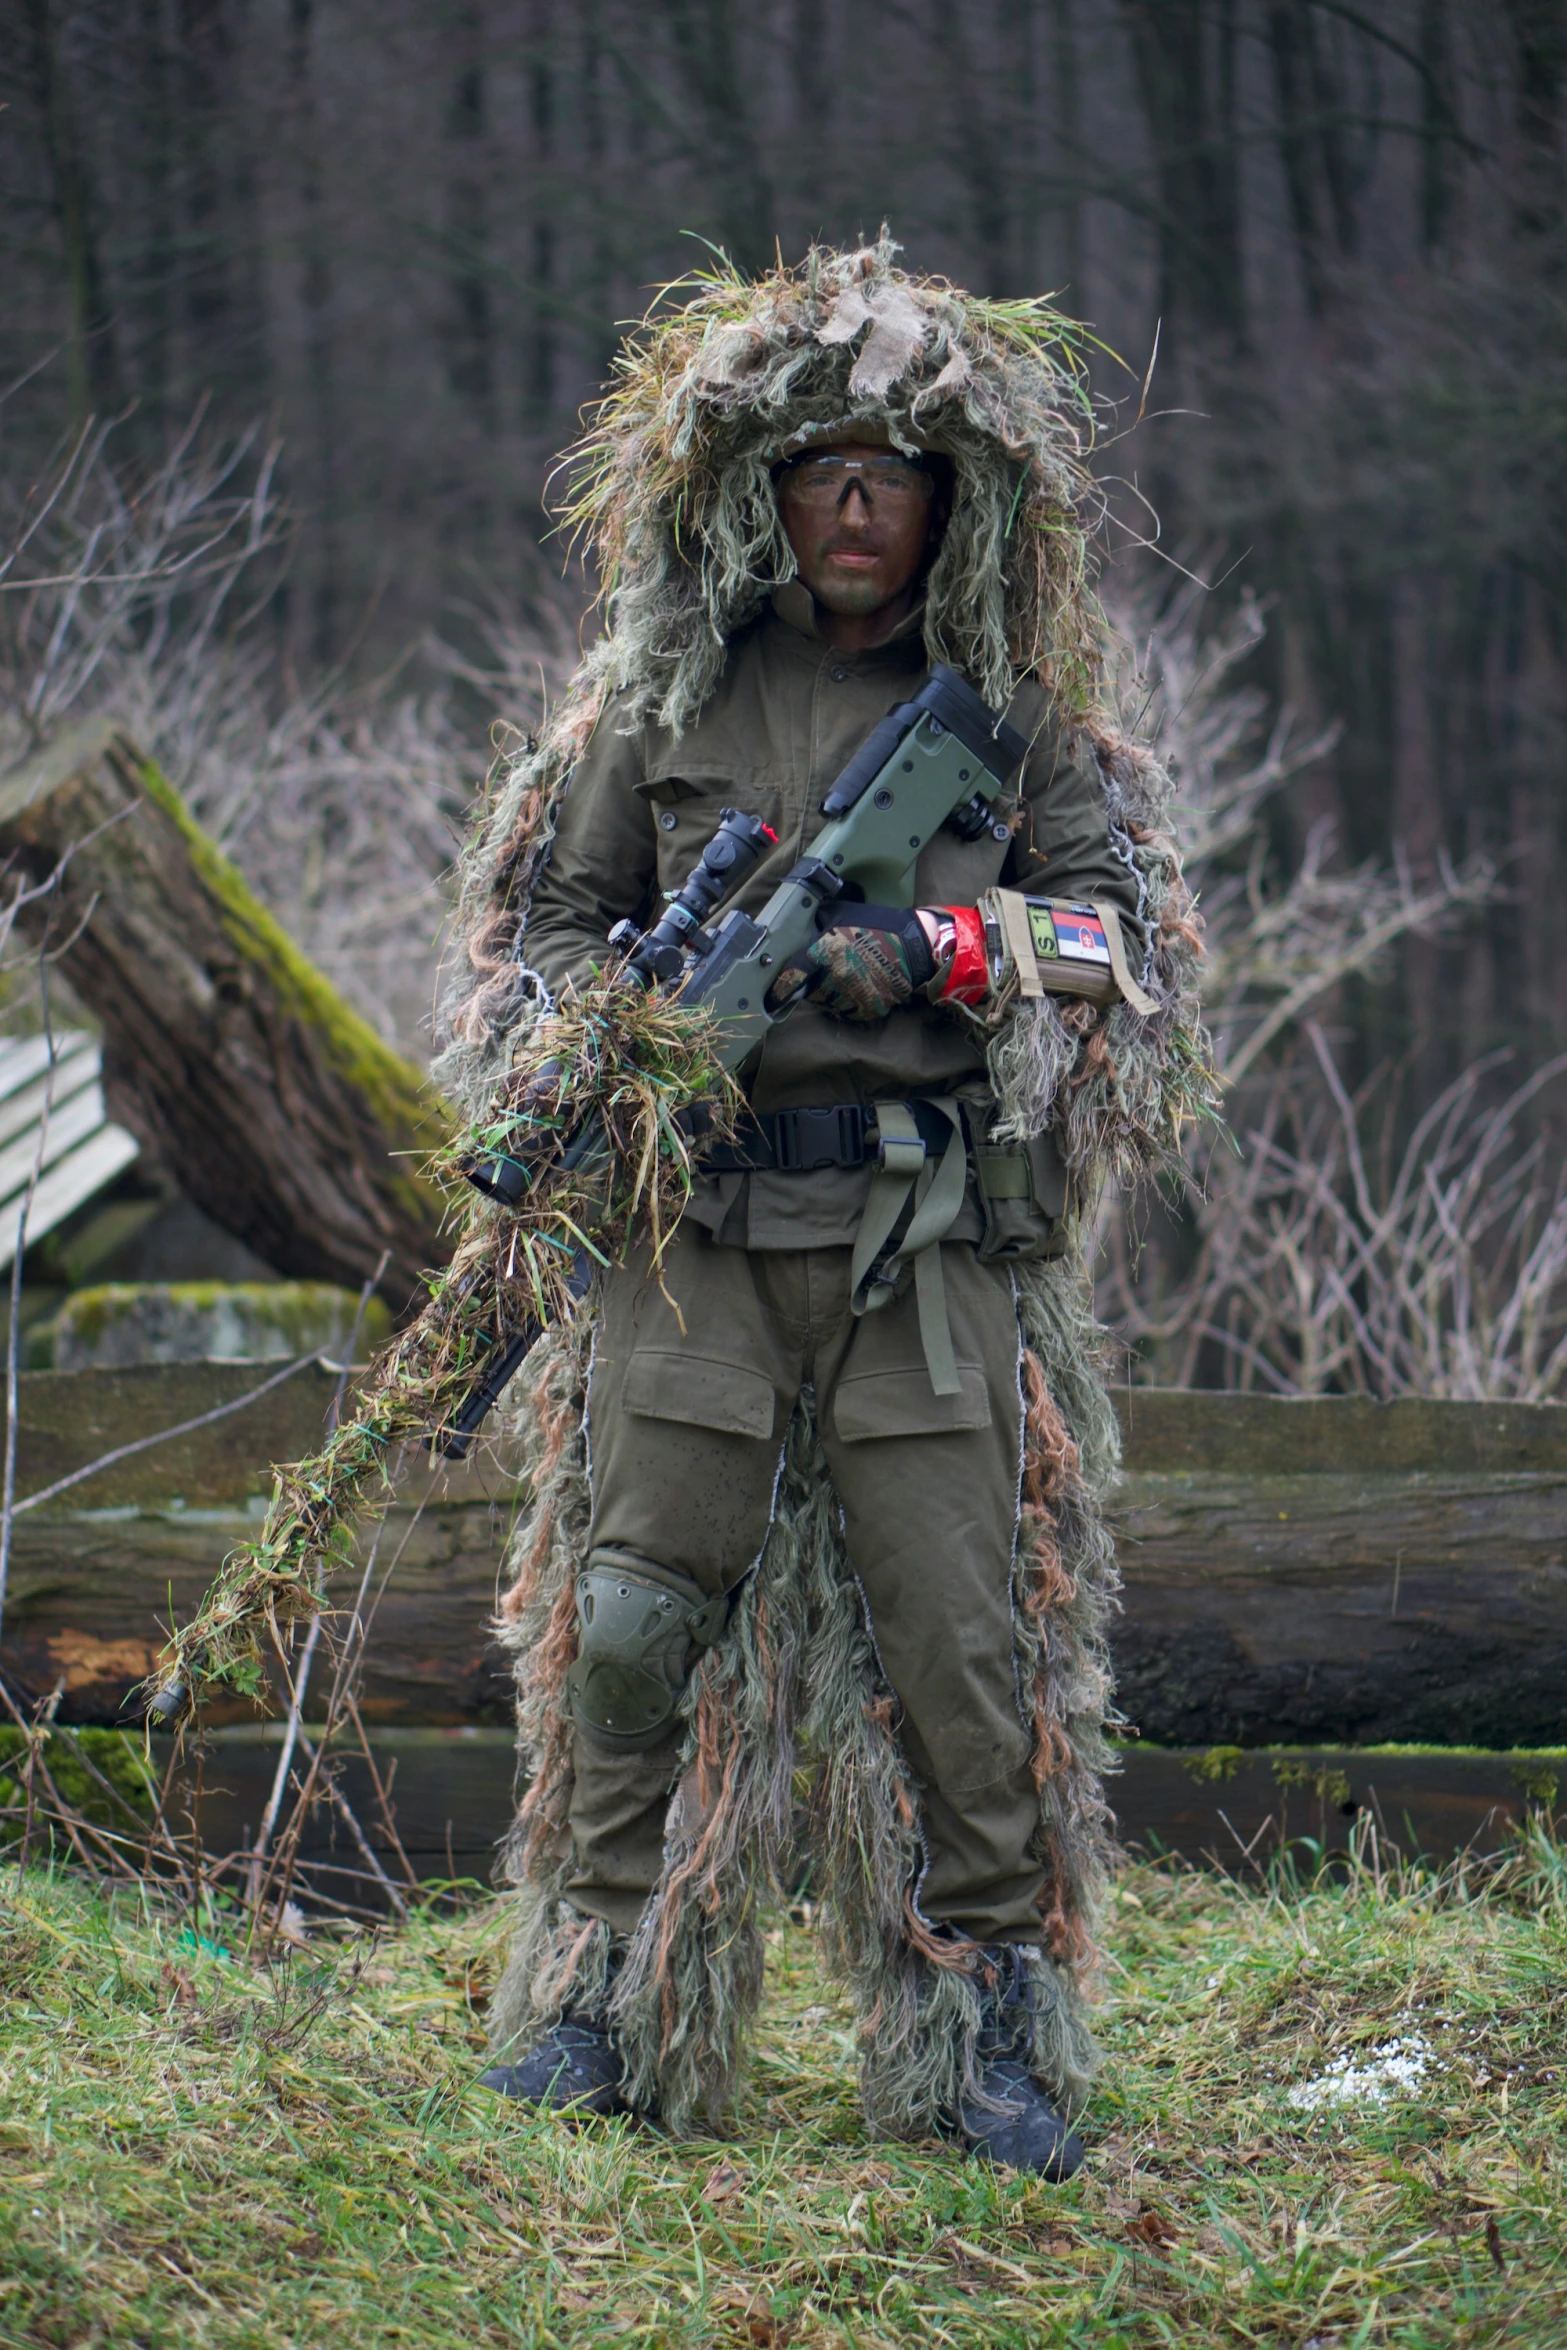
[1,1839,1564,2350]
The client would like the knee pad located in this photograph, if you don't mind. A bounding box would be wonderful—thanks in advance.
[565,1556,728,1751]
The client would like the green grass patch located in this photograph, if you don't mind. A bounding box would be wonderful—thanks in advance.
[2,1844,1564,2347]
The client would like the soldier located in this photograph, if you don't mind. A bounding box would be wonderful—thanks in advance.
[437,240,1204,2174]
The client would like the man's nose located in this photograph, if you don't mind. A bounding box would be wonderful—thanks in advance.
[835,480,874,520]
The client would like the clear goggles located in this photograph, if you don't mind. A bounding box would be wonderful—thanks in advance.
[776,452,935,509]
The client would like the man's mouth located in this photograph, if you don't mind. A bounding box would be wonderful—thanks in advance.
[823,547,881,567]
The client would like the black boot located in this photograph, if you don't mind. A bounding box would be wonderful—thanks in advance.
[479,1957,628,2117]
[479,2018,626,2114]
[957,1945,1085,2181]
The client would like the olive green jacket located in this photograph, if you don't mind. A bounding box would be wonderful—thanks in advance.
[523,586,1141,1250]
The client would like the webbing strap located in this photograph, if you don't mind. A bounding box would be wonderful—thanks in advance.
[848,1098,967,1396]
[1090,898,1160,1017]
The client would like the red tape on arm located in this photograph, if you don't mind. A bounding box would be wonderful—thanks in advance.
[938,905,989,1005]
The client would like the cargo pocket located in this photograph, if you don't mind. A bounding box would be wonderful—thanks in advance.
[832,1362,991,1443]
[622,1350,778,1441]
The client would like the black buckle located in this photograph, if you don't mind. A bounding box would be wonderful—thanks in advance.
[770,1103,866,1171]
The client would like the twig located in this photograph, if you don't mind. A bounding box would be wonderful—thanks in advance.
[245,1615,324,1914]
[343,1689,419,1891]
[328,1250,391,1435]
[295,1728,409,1918]
[0,1672,138,1881]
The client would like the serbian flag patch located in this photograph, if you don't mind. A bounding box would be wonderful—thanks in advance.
[1028,901,1111,967]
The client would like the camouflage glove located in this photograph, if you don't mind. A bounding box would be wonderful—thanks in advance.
[764,916,937,1023]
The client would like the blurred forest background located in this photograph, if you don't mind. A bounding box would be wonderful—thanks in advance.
[2,0,1565,1392]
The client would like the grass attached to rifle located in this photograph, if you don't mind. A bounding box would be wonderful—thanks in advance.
[147,979,738,1718]
[3,1835,1564,2347]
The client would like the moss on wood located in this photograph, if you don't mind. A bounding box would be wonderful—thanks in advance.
[46,1280,394,1368]
[135,755,450,1228]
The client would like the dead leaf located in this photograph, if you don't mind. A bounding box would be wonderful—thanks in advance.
[919,349,971,401]
[702,2158,745,2204]
[849,288,930,398]
[1129,2207,1177,2248]
[159,1963,196,2007]
[745,2318,793,2348]
[442,1960,492,2007]
[1485,2215,1506,2272]
[710,2287,793,2346]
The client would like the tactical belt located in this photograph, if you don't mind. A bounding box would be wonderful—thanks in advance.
[680,1098,1034,1398]
[687,1099,1030,1199]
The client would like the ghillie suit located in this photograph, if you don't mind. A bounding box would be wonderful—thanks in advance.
[438,237,1209,2140]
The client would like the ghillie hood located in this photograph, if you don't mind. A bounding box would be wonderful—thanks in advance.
[560,232,1107,730]
[438,233,1211,1194]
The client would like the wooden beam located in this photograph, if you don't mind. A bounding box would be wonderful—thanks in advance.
[0,716,450,1307]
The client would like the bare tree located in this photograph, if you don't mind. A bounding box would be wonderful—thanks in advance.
[0,418,576,1056]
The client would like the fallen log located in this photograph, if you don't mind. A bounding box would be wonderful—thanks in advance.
[174,1728,1564,1885]
[0,1362,517,1728]
[1113,1391,1567,1747]
[4,1375,1566,1747]
[0,715,449,1306]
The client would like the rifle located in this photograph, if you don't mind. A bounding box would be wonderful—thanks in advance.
[444,662,1026,1455]
[147,664,1024,1719]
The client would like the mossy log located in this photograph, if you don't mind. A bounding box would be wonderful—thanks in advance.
[0,717,450,1306]
[175,1729,1562,1884]
[6,1373,1567,1747]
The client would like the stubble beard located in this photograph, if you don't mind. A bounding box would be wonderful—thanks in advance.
[811,557,900,617]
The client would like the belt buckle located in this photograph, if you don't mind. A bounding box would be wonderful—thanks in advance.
[772,1103,864,1171]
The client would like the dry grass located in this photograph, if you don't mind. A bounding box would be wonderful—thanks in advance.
[1105,1031,1567,1399]
[1094,571,1563,1399]
[2,1838,1564,2348]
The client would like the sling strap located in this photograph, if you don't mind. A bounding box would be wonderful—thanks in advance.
[848,1097,968,1396]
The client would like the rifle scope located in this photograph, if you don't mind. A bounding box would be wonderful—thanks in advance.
[608,807,777,985]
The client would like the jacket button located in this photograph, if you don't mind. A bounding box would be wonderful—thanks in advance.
[830,667,848,683]
[658,811,678,831]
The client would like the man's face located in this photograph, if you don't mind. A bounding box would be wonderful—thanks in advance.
[776,441,942,620]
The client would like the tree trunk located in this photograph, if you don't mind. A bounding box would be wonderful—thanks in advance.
[0,718,450,1308]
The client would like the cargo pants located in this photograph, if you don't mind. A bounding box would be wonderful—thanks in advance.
[565,1222,1045,1944]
